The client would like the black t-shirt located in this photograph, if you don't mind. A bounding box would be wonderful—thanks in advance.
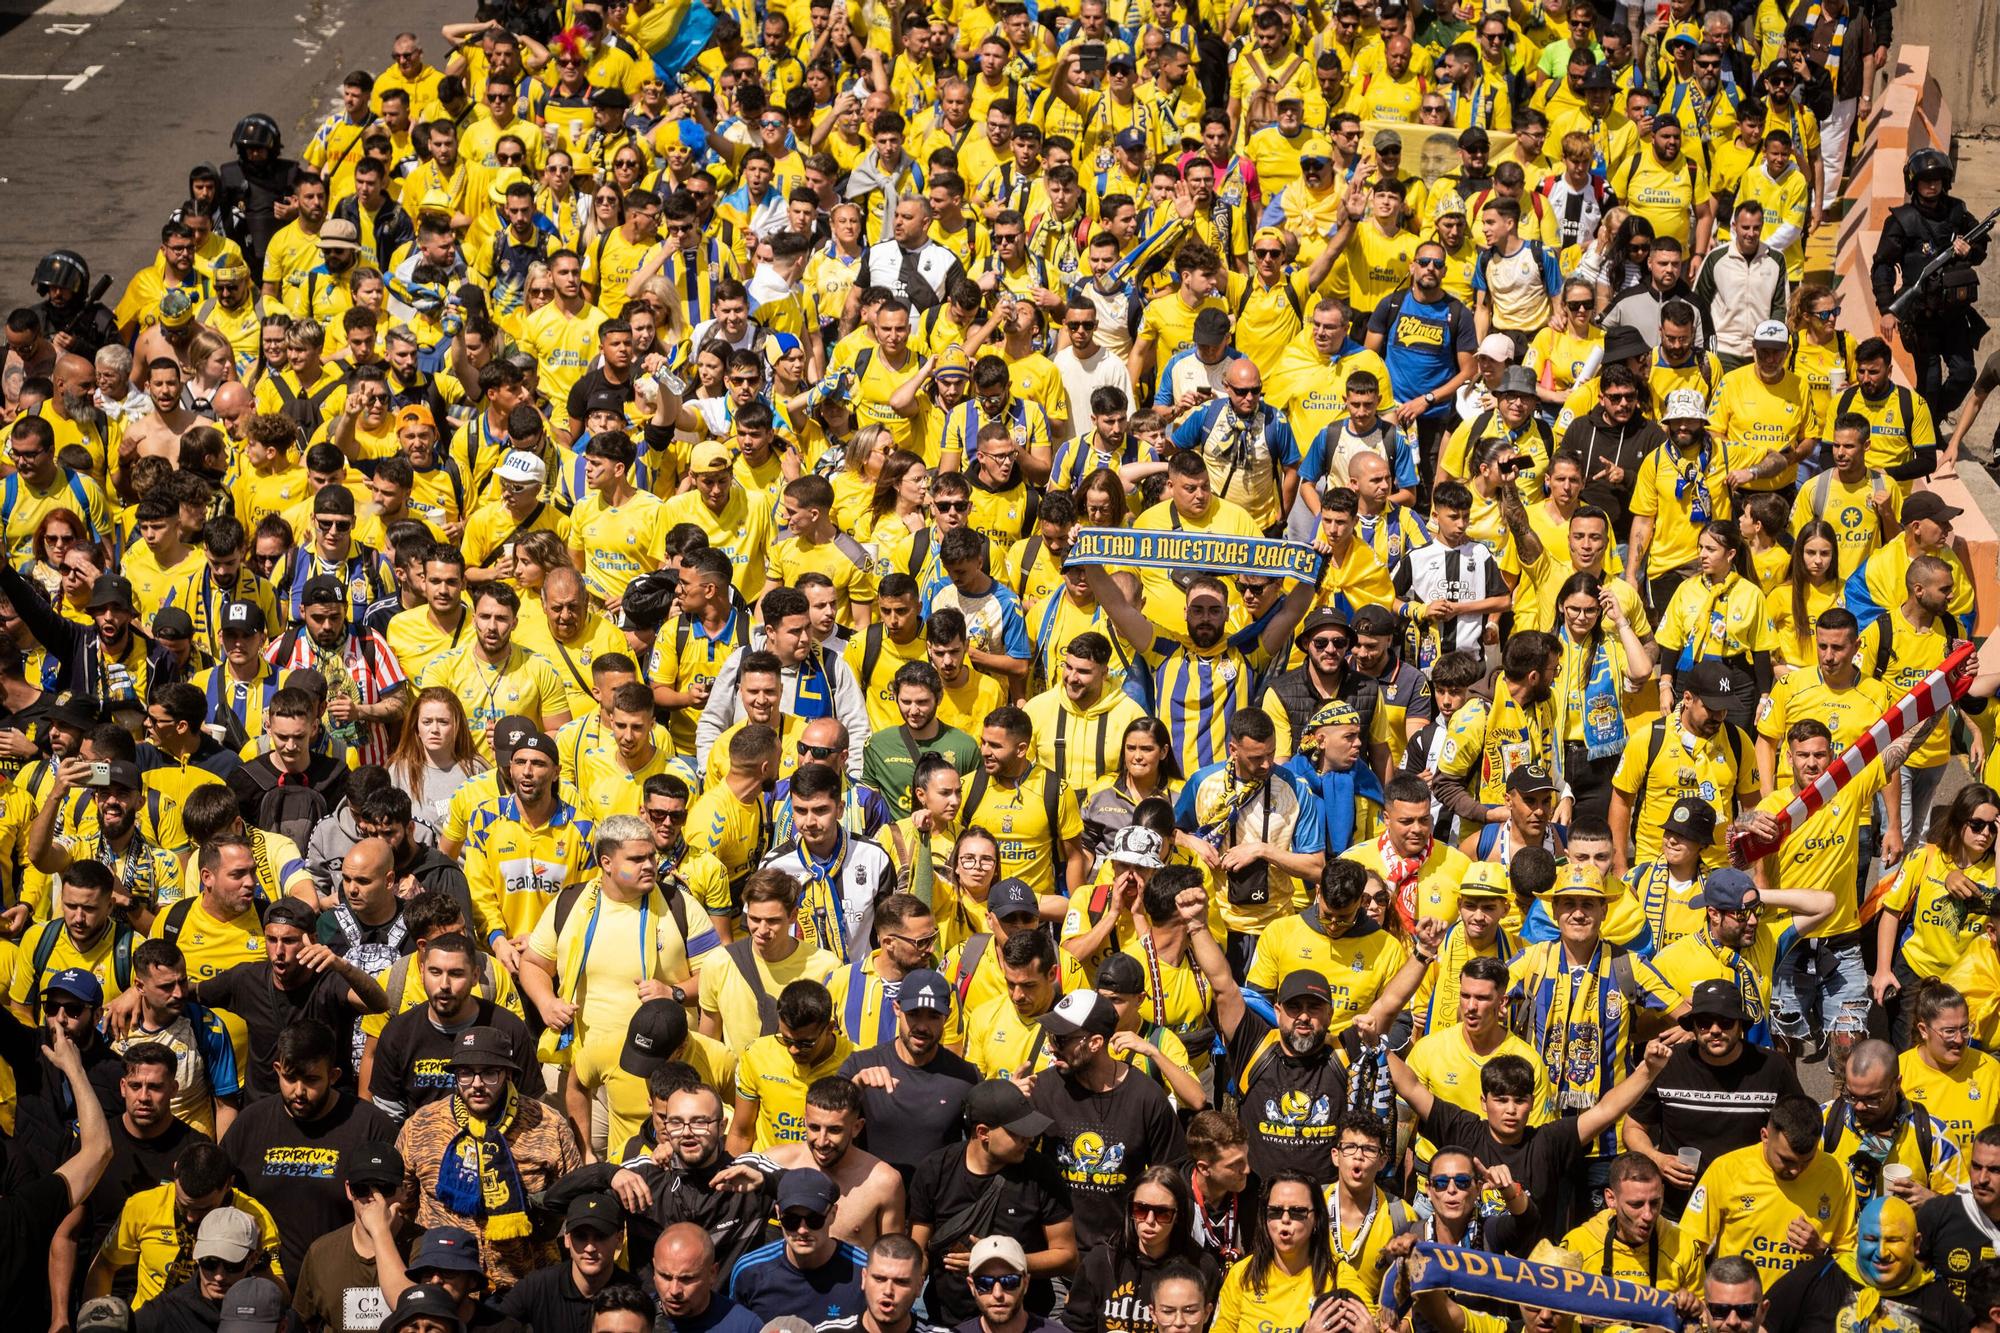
[1030,1068,1183,1251]
[368,999,533,1113]
[220,1090,397,1278]
[1061,1245,1221,1333]
[838,1045,980,1180]
[909,1144,1073,1327]
[565,368,636,425]
[1918,1193,2000,1302]
[88,1118,205,1256]
[1224,1010,1349,1189]
[1766,1259,1973,1333]
[0,1172,76,1332]
[496,1262,636,1333]
[197,963,356,1100]
[1420,1101,1585,1244]
[1630,1044,1805,1215]
[136,1278,221,1333]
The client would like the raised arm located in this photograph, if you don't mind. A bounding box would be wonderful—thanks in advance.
[1576,1037,1671,1145]
[1175,881,1244,1041]
[1078,562,1161,657]
[49,1028,112,1207]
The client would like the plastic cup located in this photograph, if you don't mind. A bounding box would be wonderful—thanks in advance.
[1676,1147,1702,1174]
[1883,1163,1915,1187]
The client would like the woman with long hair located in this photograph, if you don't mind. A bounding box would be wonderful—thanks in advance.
[511,529,575,635]
[1550,570,1656,828]
[1770,520,1841,674]
[866,449,931,570]
[831,424,892,539]
[498,260,557,345]
[1526,278,1605,411]
[1738,493,1793,597]
[26,507,95,610]
[1655,518,1766,728]
[935,824,1003,952]
[1898,980,2000,1154]
[1210,1173,1335,1333]
[1870,783,1999,1041]
[1081,720,1181,861]
[1076,467,1132,528]
[1582,209,1654,304]
[1787,281,1856,448]
[388,686,490,829]
[1064,1166,1220,1333]
[580,182,625,250]
[180,329,236,416]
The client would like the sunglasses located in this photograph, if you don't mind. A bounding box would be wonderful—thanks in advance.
[496,153,524,165]
[197,1257,251,1275]
[933,499,969,512]
[1601,391,1637,403]
[1968,817,1997,834]
[1064,319,1098,330]
[1566,301,1593,311]
[1813,306,1841,318]
[1267,1205,1316,1221]
[782,1210,828,1231]
[1131,1201,1179,1220]
[1706,1303,1759,1322]
[973,1273,1025,1293]
[1413,256,1446,269]
[46,998,89,1018]
[1430,1172,1475,1191]
[800,742,841,760]
[1227,384,1263,396]
[1628,245,1653,256]
[316,519,354,532]
[1253,247,1284,258]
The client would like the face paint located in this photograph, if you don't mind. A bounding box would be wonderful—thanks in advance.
[1856,1195,1918,1288]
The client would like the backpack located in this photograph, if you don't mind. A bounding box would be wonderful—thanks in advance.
[725,936,780,1036]
[1640,714,1750,784]
[242,761,333,851]
[955,932,992,1009]
[1823,1096,1935,1178]
[29,919,134,1012]
[961,765,1066,888]
[1835,384,1918,468]
[161,892,268,944]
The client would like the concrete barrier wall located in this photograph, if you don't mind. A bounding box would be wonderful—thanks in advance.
[1888,1,2000,136]
[1839,45,2000,637]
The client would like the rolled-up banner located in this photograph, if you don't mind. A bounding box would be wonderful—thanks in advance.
[1404,1242,1683,1331]
[1062,526,1325,581]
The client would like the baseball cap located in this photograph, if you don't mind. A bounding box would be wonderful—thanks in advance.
[1496,365,1538,398]
[396,404,437,432]
[1276,969,1333,1006]
[1037,989,1116,1038]
[1701,867,1760,911]
[513,732,559,761]
[620,997,689,1077]
[43,968,102,1005]
[1373,128,1404,153]
[318,219,361,251]
[688,440,736,475]
[1095,953,1145,996]
[76,1299,130,1333]
[104,761,142,790]
[1295,607,1349,644]
[1457,126,1490,150]
[563,1193,623,1236]
[590,86,633,109]
[495,449,547,485]
[1505,763,1557,796]
[896,967,952,1014]
[300,574,345,608]
[48,694,98,730]
[1664,30,1698,48]
[1106,52,1136,71]
[1106,825,1164,869]
[220,601,266,635]
[1662,798,1718,846]
[86,574,135,611]
[1476,332,1516,363]
[193,1207,260,1263]
[1680,977,1750,1029]
[263,897,320,933]
[381,1287,466,1333]
[341,1144,405,1189]
[1113,127,1147,152]
[1901,490,1964,526]
[963,1079,1054,1137]
[408,1226,485,1275]
[1660,388,1710,422]
[987,877,1038,921]
[969,1236,1028,1274]
[153,607,195,640]
[1682,659,1738,709]
[776,1167,839,1215]
[494,716,539,759]
[1580,64,1616,90]
[216,1278,286,1333]
[1458,861,1511,898]
[446,1026,520,1072]
[1751,319,1791,346]
[1275,90,1305,106]
[585,391,628,418]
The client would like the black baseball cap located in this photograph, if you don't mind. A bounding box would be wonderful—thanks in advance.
[341,1145,405,1189]
[562,1193,623,1236]
[619,998,688,1077]
[1276,970,1334,1006]
[1679,978,1750,1029]
[963,1079,1053,1137]
[300,574,345,608]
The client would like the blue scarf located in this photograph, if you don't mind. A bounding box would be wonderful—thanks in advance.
[1561,625,1627,761]
[435,1086,531,1240]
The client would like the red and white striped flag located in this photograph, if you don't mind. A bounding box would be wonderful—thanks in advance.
[1730,640,1980,867]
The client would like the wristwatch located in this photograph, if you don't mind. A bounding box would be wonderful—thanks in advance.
[670,984,689,1005]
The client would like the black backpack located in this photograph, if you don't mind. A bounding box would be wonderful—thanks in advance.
[243,762,333,850]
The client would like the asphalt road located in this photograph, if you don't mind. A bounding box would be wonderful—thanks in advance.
[0,0,461,300]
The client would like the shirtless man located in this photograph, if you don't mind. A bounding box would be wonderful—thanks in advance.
[714,1076,907,1245]
[122,357,215,460]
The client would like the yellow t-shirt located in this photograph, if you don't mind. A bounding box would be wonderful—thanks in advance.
[1899,1046,2000,1155]
[685,781,773,895]
[1677,1142,1857,1290]
[149,897,264,983]
[660,489,775,604]
[104,1184,284,1307]
[735,1029,856,1149]
[570,489,671,604]
[1211,1252,1320,1333]
[1709,365,1814,491]
[419,645,571,762]
[1612,714,1760,871]
[1246,915,1406,1037]
[1629,440,1734,577]
[955,765,1082,896]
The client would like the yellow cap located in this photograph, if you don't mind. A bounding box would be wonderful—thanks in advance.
[1542,864,1608,900]
[1459,862,1511,897]
[418,188,454,216]
[688,440,736,474]
[1251,225,1288,248]
[934,345,972,380]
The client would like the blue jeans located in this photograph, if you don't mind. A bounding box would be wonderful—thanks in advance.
[1899,764,1948,849]
[1772,937,1870,1043]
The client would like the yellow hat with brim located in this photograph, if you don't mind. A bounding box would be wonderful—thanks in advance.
[418,189,454,216]
[688,440,736,474]
[1540,863,1608,900]
[1458,861,1511,898]
[487,167,529,204]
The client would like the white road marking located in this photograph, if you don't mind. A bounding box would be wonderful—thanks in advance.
[44,21,92,33]
[41,0,126,14]
[0,63,102,90]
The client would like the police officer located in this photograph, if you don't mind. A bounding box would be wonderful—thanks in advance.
[217,113,301,280]
[31,251,117,361]
[1873,147,1990,424]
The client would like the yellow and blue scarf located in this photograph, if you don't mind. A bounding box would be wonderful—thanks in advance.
[437,1085,531,1240]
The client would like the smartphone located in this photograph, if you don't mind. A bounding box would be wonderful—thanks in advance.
[1078,42,1107,72]
[85,761,110,788]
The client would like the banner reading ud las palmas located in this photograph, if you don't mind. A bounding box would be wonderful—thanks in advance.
[1063,527,1326,582]
[1402,1242,1683,1330]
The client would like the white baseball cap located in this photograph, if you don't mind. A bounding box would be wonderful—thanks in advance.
[1660,388,1710,422]
[1751,319,1791,346]
[1106,825,1165,869]
[494,450,547,484]
[969,1236,1028,1274]
[1477,333,1516,363]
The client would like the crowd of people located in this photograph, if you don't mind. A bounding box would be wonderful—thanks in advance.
[4,0,2000,1329]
